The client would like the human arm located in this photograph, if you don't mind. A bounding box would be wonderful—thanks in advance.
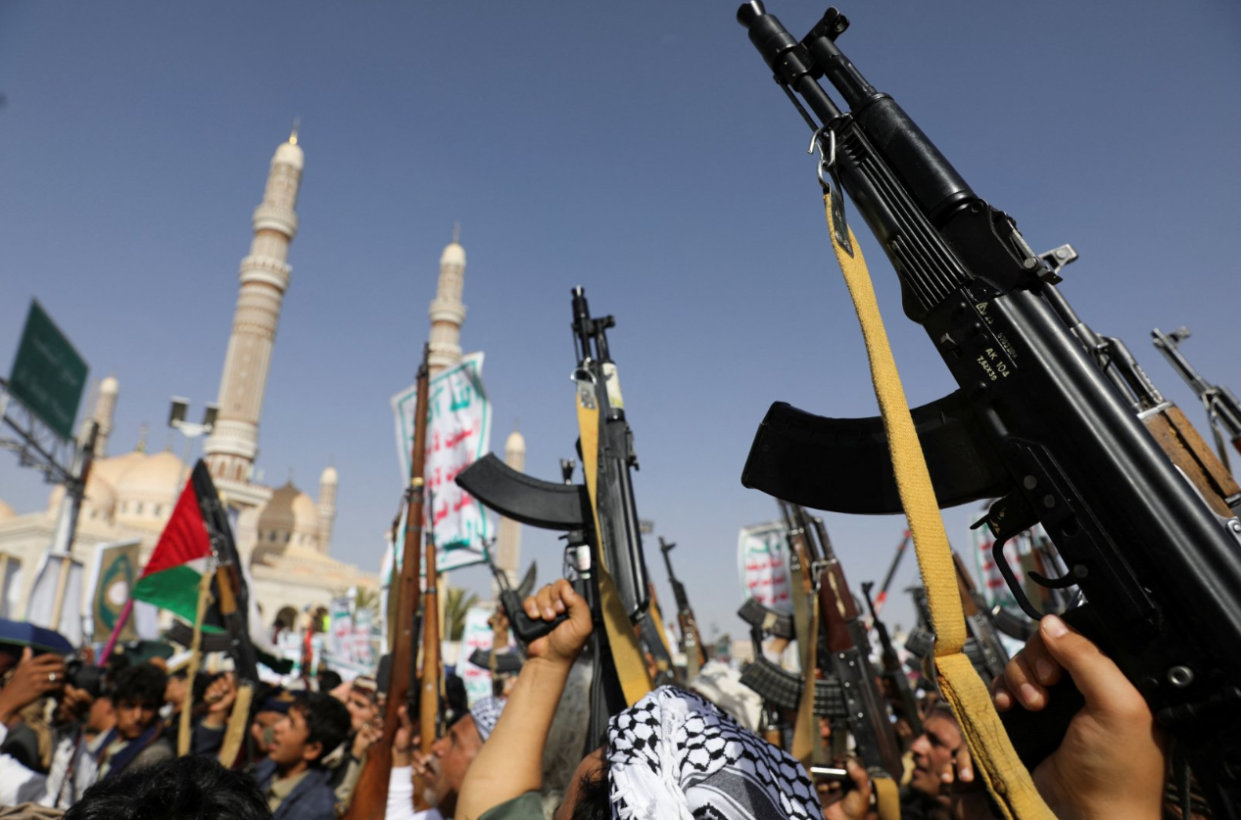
[992,614,1166,820]
[197,672,236,731]
[0,648,66,726]
[456,579,593,820]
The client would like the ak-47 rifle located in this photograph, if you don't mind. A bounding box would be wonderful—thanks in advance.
[737,4,1241,812]
[861,580,922,740]
[456,288,654,749]
[190,461,261,765]
[804,511,903,780]
[346,347,430,820]
[1154,326,1241,477]
[659,538,707,678]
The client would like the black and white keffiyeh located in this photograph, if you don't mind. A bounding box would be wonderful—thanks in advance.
[606,686,819,820]
[470,695,506,741]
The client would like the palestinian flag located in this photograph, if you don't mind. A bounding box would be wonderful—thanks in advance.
[131,464,213,624]
[132,461,282,677]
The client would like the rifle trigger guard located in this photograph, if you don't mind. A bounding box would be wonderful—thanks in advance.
[991,535,1044,622]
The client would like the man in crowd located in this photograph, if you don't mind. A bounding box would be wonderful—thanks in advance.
[384,694,507,820]
[251,690,351,820]
[95,663,174,781]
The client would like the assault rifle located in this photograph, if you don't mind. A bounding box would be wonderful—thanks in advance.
[456,287,654,748]
[1154,326,1241,475]
[805,511,903,780]
[736,4,1241,812]
[861,580,922,739]
[659,538,707,678]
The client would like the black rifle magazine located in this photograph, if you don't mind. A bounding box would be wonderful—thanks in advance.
[456,453,591,531]
[741,391,1010,515]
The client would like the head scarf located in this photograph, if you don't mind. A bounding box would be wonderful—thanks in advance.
[470,695,506,742]
[607,686,819,820]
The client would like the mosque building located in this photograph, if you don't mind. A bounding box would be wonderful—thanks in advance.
[0,129,375,630]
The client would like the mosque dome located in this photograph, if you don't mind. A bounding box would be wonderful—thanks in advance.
[99,375,119,396]
[440,242,466,267]
[91,449,148,487]
[257,482,320,552]
[47,472,118,524]
[0,497,15,522]
[505,430,526,455]
[114,451,186,527]
[320,465,338,485]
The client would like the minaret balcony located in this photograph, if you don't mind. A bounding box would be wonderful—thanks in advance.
[239,256,292,289]
[428,298,466,325]
[252,203,299,238]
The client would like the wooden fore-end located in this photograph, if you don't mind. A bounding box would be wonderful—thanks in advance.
[1144,406,1241,519]
[818,566,855,653]
[345,350,431,820]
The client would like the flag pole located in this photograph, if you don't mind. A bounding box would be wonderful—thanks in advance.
[97,598,134,666]
[178,564,214,755]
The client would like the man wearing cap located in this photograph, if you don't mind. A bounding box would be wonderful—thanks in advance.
[384,694,507,820]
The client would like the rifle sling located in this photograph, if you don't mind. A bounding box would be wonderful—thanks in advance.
[822,191,1054,820]
[576,382,653,707]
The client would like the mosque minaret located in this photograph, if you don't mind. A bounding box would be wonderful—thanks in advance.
[317,465,338,556]
[204,126,303,483]
[427,228,467,376]
[91,375,119,458]
[0,125,376,632]
[494,428,526,587]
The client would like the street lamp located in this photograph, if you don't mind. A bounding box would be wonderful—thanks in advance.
[169,396,217,487]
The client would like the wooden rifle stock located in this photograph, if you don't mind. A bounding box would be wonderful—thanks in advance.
[414,524,440,810]
[345,348,430,820]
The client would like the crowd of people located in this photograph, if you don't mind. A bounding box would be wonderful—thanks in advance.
[0,577,1173,820]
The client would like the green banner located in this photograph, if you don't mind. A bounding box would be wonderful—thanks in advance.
[7,301,88,440]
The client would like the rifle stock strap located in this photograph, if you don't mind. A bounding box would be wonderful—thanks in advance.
[872,774,900,820]
[822,192,1054,820]
[218,684,253,766]
[576,387,653,706]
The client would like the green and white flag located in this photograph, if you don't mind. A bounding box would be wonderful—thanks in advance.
[390,353,493,572]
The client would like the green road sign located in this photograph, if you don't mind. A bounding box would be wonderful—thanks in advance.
[7,301,88,441]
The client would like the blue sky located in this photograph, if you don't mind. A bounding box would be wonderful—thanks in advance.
[1,0,1238,639]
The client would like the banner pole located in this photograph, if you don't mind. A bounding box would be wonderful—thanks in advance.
[97,598,134,666]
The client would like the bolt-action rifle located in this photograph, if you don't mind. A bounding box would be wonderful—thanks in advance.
[346,347,430,820]
[1154,326,1241,476]
[659,538,707,678]
[736,4,1241,812]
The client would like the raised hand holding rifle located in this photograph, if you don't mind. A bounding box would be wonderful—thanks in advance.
[735,4,1241,814]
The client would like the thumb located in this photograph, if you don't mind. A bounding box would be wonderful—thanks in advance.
[1038,615,1135,718]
